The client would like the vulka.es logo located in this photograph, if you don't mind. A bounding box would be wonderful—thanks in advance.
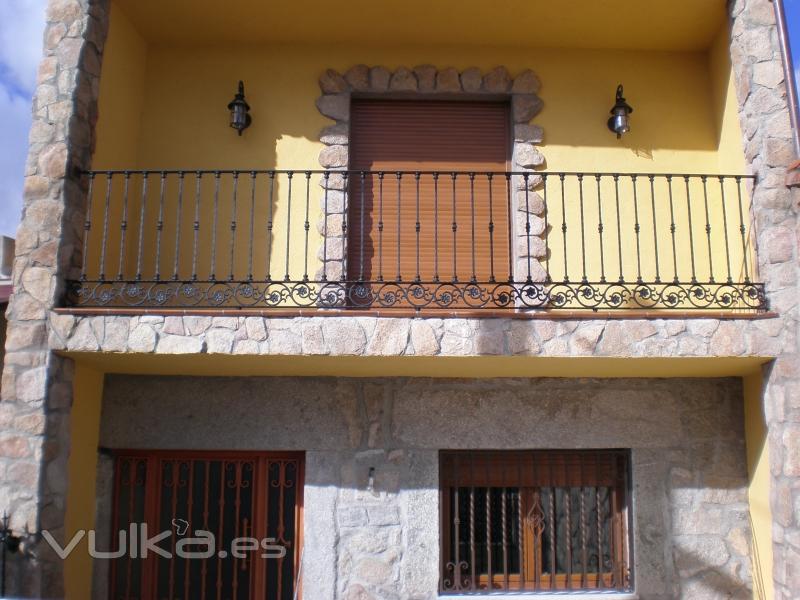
[41,522,287,560]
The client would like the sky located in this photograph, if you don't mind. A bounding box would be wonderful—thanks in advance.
[0,0,47,238]
[0,2,799,241]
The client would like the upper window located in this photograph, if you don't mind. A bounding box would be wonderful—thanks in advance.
[439,450,632,594]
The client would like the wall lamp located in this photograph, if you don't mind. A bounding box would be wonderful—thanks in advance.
[1,512,24,597]
[607,84,633,139]
[228,80,252,136]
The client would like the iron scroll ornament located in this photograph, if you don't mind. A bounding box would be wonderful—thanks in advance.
[68,279,767,311]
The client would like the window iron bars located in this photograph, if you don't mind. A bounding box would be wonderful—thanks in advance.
[439,450,632,594]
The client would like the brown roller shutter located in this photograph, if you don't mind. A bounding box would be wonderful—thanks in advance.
[348,99,511,288]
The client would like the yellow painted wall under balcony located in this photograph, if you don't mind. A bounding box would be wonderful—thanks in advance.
[87,4,751,303]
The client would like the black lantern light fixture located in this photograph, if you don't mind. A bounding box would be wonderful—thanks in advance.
[607,84,633,139]
[227,80,252,136]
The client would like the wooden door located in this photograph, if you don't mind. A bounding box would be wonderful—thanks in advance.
[109,450,304,600]
[348,100,511,288]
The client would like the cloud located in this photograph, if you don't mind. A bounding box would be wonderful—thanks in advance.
[0,0,48,92]
[0,88,34,238]
[0,0,47,238]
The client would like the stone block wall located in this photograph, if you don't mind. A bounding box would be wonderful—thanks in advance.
[98,375,751,600]
[729,2,800,597]
[0,0,109,595]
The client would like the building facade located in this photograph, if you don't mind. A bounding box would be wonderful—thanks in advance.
[0,0,798,598]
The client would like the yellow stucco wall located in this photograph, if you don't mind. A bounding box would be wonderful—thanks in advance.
[85,3,752,296]
[743,371,775,600]
[64,363,104,600]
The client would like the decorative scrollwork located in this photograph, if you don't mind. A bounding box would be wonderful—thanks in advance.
[442,560,471,591]
[68,279,767,311]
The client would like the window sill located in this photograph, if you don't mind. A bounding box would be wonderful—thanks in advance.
[439,593,637,600]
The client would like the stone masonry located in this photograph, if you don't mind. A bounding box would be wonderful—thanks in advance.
[0,0,109,596]
[96,375,752,600]
[315,65,547,286]
[729,1,800,597]
[0,0,799,596]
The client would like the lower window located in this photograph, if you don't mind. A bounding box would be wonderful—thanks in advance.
[439,450,632,594]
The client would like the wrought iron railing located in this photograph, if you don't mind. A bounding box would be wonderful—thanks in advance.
[68,169,766,311]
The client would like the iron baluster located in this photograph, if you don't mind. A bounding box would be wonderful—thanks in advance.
[99,173,112,281]
[488,173,496,283]
[506,173,514,282]
[578,173,588,283]
[248,172,257,281]
[719,176,733,284]
[172,172,184,281]
[543,174,550,282]
[284,172,293,282]
[266,171,275,281]
[684,176,698,284]
[666,176,678,284]
[303,171,311,282]
[559,173,568,283]
[433,172,440,282]
[613,174,623,283]
[154,171,166,281]
[416,171,422,283]
[229,171,239,281]
[396,172,403,281]
[701,175,715,283]
[735,176,751,284]
[341,172,349,281]
[80,172,95,281]
[378,172,385,282]
[322,173,330,281]
[209,172,220,281]
[191,172,202,281]
[596,174,606,283]
[649,175,661,283]
[135,172,149,281]
[359,171,367,282]
[524,174,533,282]
[631,175,642,284]
[118,172,130,281]
[469,172,477,283]
[452,172,459,282]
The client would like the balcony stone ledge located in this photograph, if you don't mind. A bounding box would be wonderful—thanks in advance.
[46,311,785,359]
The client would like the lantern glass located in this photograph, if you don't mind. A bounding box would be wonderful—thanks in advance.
[231,104,245,129]
[611,110,630,135]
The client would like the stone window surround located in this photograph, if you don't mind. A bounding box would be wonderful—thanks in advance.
[314,65,547,284]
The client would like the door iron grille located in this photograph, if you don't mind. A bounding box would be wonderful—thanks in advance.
[109,451,303,600]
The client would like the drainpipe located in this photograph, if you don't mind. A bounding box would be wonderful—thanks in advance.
[772,0,800,157]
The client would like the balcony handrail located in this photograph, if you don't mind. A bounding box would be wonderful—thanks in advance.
[82,169,757,179]
[68,169,766,312]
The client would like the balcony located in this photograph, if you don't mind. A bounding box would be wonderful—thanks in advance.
[68,169,765,313]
